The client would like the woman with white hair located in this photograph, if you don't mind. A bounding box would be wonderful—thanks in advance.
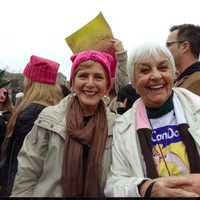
[105,43,200,197]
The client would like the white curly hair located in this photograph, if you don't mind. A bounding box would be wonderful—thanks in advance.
[128,43,176,87]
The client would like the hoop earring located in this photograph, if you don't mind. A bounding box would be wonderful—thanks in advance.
[102,95,110,105]
[71,91,76,97]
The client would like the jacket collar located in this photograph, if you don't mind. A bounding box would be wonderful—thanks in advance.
[35,95,115,140]
[173,87,200,116]
[116,87,200,135]
[115,100,139,134]
[176,61,200,81]
[35,95,72,140]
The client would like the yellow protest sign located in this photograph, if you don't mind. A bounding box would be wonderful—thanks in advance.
[65,12,114,53]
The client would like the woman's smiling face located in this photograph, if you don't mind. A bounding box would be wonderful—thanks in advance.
[133,53,174,108]
[72,61,109,115]
[0,88,8,103]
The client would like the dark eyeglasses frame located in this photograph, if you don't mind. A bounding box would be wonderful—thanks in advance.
[166,40,185,47]
[3,91,8,96]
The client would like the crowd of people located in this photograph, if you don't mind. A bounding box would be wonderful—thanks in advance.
[0,23,200,198]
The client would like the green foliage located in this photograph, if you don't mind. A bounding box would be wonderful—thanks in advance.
[0,69,10,88]
[0,69,5,79]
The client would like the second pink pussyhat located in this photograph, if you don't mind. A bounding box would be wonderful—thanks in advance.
[23,55,60,85]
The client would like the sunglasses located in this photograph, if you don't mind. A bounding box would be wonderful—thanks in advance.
[3,91,8,96]
[166,40,185,47]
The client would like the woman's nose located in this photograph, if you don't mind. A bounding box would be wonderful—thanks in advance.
[150,69,161,79]
[86,76,95,86]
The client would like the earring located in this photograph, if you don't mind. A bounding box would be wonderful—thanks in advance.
[71,91,76,97]
[102,95,110,105]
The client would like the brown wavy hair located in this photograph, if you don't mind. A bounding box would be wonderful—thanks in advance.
[5,77,63,138]
[0,88,13,114]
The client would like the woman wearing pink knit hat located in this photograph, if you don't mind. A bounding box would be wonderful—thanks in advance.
[11,50,117,197]
[0,55,63,196]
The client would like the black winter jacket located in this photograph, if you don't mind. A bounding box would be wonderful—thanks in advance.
[0,103,46,196]
[0,111,12,146]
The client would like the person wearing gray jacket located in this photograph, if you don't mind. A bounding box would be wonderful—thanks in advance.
[11,50,117,197]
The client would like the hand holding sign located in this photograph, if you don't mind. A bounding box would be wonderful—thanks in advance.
[65,12,116,78]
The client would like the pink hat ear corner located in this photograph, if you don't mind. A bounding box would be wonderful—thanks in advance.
[102,52,114,63]
[104,53,116,77]
[30,55,35,59]
[29,55,38,62]
[70,54,77,62]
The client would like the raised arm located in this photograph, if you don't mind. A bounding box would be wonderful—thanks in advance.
[112,39,129,94]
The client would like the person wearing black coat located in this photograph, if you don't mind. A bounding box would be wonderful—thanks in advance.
[0,71,12,146]
[116,84,140,114]
[0,117,6,145]
[0,87,13,146]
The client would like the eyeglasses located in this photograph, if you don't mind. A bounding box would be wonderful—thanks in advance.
[3,91,8,96]
[166,40,185,47]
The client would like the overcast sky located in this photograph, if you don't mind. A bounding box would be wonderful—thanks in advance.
[0,0,199,80]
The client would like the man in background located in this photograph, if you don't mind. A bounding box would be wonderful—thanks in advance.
[166,24,200,95]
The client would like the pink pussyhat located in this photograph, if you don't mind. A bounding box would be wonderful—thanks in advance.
[70,50,114,88]
[23,55,60,85]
